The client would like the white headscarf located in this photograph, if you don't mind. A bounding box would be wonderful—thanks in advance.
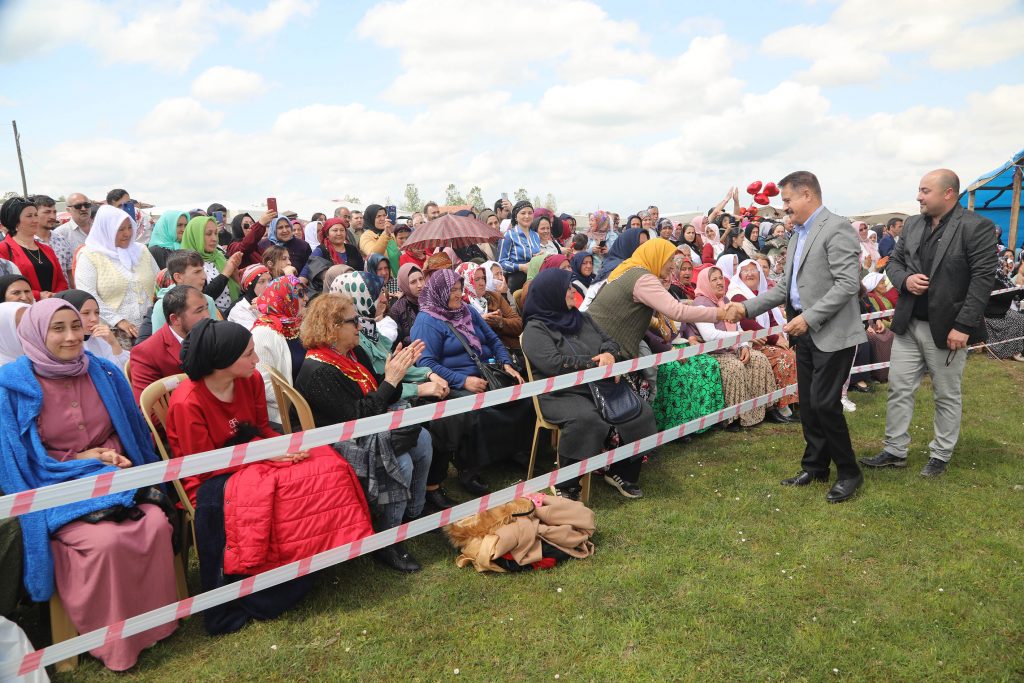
[304,221,322,251]
[85,204,143,270]
[715,253,739,281]
[481,260,501,293]
[862,272,885,292]
[727,259,786,330]
[0,301,30,366]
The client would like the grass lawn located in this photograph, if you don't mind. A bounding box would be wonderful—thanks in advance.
[41,355,1024,681]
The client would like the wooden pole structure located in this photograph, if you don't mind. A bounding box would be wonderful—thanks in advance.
[12,120,28,197]
[1008,164,1022,252]
[967,190,975,211]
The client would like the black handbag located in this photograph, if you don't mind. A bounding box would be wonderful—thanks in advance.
[444,322,518,390]
[563,338,643,425]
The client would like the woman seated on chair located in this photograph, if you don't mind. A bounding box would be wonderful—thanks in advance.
[521,269,656,500]
[293,293,433,573]
[390,263,424,347]
[53,289,131,371]
[412,269,533,492]
[462,261,524,364]
[251,276,306,428]
[0,299,177,670]
[165,318,372,634]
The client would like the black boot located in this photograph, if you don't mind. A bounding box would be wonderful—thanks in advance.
[373,542,421,573]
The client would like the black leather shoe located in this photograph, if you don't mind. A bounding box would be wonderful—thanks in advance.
[859,451,907,468]
[765,409,795,424]
[424,486,458,511]
[826,475,863,503]
[373,543,421,573]
[458,471,491,496]
[781,470,829,486]
[849,381,872,393]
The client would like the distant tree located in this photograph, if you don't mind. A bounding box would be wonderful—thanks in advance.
[56,195,66,203]
[465,186,486,213]
[514,187,529,202]
[544,193,558,212]
[444,183,465,206]
[2,191,18,201]
[402,183,422,212]
[532,194,542,209]
[342,193,360,204]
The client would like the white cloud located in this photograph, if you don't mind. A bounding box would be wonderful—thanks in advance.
[222,0,317,41]
[191,66,267,102]
[761,0,1024,86]
[138,97,224,135]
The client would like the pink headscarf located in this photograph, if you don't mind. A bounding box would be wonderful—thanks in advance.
[18,299,90,379]
[854,221,880,262]
[694,266,736,331]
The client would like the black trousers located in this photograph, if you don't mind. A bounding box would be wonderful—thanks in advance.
[794,335,861,479]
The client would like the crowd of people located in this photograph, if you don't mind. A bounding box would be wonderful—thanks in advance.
[0,182,1021,672]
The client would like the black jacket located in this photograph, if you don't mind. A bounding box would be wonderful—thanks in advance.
[885,205,998,348]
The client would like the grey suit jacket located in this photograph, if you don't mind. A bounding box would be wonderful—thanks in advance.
[744,207,866,353]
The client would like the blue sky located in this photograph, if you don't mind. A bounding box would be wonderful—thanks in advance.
[1,0,1021,216]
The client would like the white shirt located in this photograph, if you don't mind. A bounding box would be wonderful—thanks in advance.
[227,298,257,330]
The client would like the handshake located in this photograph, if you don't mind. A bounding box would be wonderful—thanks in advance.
[719,302,745,323]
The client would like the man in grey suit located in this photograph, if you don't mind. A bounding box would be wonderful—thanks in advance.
[860,169,997,477]
[740,171,867,503]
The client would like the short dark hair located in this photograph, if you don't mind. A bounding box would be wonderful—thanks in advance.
[886,217,903,229]
[422,201,438,213]
[163,284,200,321]
[106,188,129,205]
[207,203,227,215]
[778,171,821,199]
[28,194,55,208]
[311,212,327,222]
[166,249,204,278]
[493,199,504,212]
[571,233,588,251]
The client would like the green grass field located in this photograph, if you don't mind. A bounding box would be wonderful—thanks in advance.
[46,356,1024,681]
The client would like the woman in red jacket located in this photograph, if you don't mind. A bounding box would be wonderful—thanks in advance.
[0,196,68,299]
[166,318,372,634]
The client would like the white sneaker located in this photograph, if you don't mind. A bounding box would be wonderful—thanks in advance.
[841,397,857,413]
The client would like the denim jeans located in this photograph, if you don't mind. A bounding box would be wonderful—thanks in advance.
[379,428,432,528]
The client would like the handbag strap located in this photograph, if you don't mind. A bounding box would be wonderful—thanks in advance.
[443,320,491,377]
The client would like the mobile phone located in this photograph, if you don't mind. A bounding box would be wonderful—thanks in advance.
[121,200,135,217]
[598,240,606,248]
[266,197,278,212]
[386,205,397,224]
[213,210,225,224]
[501,192,508,201]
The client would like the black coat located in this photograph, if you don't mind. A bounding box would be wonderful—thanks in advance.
[886,205,998,348]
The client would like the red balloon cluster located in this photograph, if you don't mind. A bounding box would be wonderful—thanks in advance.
[745,180,779,208]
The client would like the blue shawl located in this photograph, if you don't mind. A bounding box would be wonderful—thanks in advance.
[0,353,160,601]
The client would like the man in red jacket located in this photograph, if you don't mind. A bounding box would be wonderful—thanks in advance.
[130,285,210,401]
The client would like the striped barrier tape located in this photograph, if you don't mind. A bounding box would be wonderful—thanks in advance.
[6,380,797,678]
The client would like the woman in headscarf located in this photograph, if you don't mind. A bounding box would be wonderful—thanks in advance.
[367,252,400,303]
[854,220,880,273]
[53,289,130,370]
[180,215,243,315]
[412,269,532,491]
[594,227,649,284]
[75,204,159,348]
[463,260,524,361]
[521,269,656,500]
[497,200,541,293]
[742,223,761,260]
[691,266,776,429]
[300,217,364,290]
[1,196,68,299]
[390,263,424,347]
[250,276,305,426]
[0,298,177,670]
[166,318,372,626]
[147,210,187,269]
[727,260,798,422]
[657,217,675,243]
[860,272,898,377]
[0,301,29,368]
[569,251,595,302]
[227,264,271,330]
[258,215,312,280]
[292,294,430,572]
[715,252,740,286]
[0,273,33,304]
[226,211,270,268]
[516,253,570,310]
[701,223,724,264]
[585,210,613,271]
[982,258,1024,361]
[358,204,401,275]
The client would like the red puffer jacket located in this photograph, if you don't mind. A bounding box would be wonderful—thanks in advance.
[222,445,372,576]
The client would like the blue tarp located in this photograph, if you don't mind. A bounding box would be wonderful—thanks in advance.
[959,147,1024,250]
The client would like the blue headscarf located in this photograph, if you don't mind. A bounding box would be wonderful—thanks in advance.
[570,251,594,289]
[523,269,583,336]
[148,210,186,249]
[267,216,294,246]
[596,228,646,282]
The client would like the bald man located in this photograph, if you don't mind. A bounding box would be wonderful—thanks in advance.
[861,169,997,477]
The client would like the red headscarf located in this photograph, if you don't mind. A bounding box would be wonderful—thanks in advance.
[319,218,349,266]
[252,276,303,339]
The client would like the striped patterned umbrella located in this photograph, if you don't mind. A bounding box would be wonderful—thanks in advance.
[402,213,502,250]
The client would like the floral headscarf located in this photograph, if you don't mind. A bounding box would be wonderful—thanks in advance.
[253,275,303,339]
[587,210,610,241]
[456,261,488,314]
[331,271,383,342]
[420,269,482,353]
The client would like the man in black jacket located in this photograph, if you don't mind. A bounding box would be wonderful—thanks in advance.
[861,169,997,477]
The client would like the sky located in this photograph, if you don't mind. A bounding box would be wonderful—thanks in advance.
[0,0,1021,218]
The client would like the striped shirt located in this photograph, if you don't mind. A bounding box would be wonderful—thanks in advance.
[498,227,541,273]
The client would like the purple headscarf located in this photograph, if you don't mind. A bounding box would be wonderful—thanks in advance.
[18,298,90,379]
[420,269,482,353]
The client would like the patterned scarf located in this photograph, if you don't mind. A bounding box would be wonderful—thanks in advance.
[252,275,302,339]
[420,268,482,353]
[306,345,379,396]
[331,271,383,343]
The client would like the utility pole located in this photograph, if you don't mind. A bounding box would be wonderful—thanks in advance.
[12,120,28,196]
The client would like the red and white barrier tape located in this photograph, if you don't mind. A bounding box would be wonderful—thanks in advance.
[5,381,796,678]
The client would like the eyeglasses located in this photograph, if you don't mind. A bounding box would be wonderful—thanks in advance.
[69,202,91,210]
[340,316,359,327]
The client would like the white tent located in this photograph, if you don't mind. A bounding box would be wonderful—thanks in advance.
[849,203,918,225]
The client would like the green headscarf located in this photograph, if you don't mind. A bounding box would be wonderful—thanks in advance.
[180,215,240,300]
[149,210,186,250]
[525,253,547,282]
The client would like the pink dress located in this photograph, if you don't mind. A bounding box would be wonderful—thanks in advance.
[36,374,178,671]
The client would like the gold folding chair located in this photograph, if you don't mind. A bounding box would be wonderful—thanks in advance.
[267,366,315,433]
[521,341,590,503]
